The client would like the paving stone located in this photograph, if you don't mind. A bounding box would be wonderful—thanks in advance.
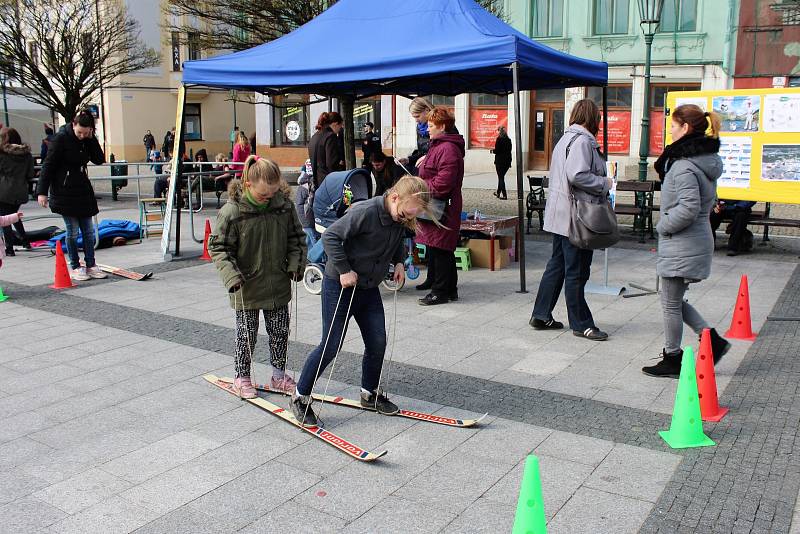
[0,468,51,505]
[33,467,132,514]
[341,495,458,534]
[0,410,55,444]
[534,430,614,467]
[584,443,682,503]
[441,496,515,533]
[131,504,229,534]
[0,497,68,533]
[41,495,160,534]
[547,487,653,534]
[238,499,347,533]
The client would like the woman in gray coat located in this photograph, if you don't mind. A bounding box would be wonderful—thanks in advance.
[642,104,731,378]
[530,99,612,341]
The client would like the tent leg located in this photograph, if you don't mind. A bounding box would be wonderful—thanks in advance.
[512,62,527,293]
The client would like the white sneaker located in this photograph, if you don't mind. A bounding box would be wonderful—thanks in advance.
[71,267,90,281]
[86,266,108,279]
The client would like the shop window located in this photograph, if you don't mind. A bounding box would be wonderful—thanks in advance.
[353,97,381,143]
[188,32,201,61]
[586,85,632,154]
[469,93,508,149]
[593,0,629,35]
[184,104,202,141]
[531,0,563,37]
[271,95,310,147]
[649,83,700,155]
[660,0,698,33]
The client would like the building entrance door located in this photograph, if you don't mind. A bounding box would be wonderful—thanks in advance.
[529,105,565,171]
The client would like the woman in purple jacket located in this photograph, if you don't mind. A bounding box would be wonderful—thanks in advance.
[415,107,464,306]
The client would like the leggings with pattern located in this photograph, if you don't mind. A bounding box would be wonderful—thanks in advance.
[234,306,289,378]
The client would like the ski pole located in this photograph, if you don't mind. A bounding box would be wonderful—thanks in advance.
[374,282,399,410]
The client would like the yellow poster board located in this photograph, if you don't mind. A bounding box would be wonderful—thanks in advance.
[666,88,800,204]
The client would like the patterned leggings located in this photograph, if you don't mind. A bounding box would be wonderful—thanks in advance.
[234,306,289,378]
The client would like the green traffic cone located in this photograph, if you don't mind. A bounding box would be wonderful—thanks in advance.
[512,455,547,534]
[0,286,7,302]
[659,346,715,449]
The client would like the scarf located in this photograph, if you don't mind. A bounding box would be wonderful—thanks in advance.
[417,121,429,138]
[654,134,721,181]
[244,188,270,212]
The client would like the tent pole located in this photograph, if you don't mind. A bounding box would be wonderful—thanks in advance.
[512,62,527,293]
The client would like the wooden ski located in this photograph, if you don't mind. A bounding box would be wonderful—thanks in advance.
[81,261,153,281]
[218,376,487,428]
[204,374,387,462]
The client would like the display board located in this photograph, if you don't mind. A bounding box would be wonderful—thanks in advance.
[666,88,800,204]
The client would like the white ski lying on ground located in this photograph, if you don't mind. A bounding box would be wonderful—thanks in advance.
[204,374,387,461]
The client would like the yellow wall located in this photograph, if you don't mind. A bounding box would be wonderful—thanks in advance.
[667,88,800,204]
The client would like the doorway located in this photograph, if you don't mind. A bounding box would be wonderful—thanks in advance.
[528,90,565,171]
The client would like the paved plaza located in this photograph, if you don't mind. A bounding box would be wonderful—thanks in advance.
[1,194,799,533]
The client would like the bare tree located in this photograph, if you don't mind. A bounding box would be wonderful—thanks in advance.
[165,0,506,52]
[0,0,160,122]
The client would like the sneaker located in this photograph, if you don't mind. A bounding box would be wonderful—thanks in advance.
[642,349,683,378]
[530,317,564,330]
[418,293,449,306]
[707,328,731,365]
[361,389,399,415]
[70,267,90,281]
[86,266,108,279]
[291,392,319,427]
[232,376,257,399]
[270,374,297,394]
[572,327,608,341]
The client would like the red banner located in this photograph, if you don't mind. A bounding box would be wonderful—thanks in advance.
[595,110,631,154]
[650,110,665,155]
[469,108,508,149]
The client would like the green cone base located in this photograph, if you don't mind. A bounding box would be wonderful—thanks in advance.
[659,429,715,449]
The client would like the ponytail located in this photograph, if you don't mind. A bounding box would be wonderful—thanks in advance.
[705,111,721,139]
[673,104,721,139]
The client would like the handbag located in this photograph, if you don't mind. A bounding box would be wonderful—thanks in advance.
[564,135,620,250]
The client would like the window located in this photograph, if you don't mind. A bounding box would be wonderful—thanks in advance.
[649,83,700,154]
[271,95,310,147]
[187,32,201,61]
[469,93,509,149]
[534,89,565,103]
[594,0,629,35]
[184,104,202,141]
[586,85,632,154]
[429,95,455,108]
[659,0,698,32]
[28,42,39,67]
[353,97,381,143]
[532,0,563,37]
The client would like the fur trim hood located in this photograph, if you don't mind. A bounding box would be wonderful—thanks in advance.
[655,134,721,181]
[0,143,32,157]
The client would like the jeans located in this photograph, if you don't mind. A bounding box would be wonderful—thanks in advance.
[661,277,709,353]
[303,227,318,251]
[532,234,595,331]
[296,276,386,396]
[0,202,28,250]
[62,216,96,269]
[154,177,169,198]
[710,207,751,252]
[424,246,457,297]
[495,164,509,198]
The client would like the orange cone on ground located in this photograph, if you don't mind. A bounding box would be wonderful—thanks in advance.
[725,275,757,341]
[200,219,212,261]
[696,328,729,422]
[50,241,74,289]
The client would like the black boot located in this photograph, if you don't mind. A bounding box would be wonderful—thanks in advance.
[642,349,683,378]
[361,389,399,415]
[290,393,319,427]
[415,281,432,291]
[706,328,731,365]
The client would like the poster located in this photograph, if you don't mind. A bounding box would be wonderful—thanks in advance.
[469,108,508,149]
[595,110,631,154]
[712,95,760,132]
[763,94,800,133]
[761,144,800,182]
[285,121,301,142]
[650,110,665,155]
[718,137,752,188]
[675,97,707,111]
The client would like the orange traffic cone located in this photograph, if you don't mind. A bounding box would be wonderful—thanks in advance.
[696,329,729,422]
[725,275,757,341]
[200,219,212,261]
[50,241,74,289]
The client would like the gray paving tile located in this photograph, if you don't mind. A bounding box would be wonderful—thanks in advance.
[0,437,55,471]
[41,495,160,534]
[548,487,653,534]
[238,499,347,533]
[441,496,515,533]
[132,504,229,534]
[0,410,55,443]
[0,497,68,533]
[33,467,132,514]
[341,495,457,534]
[534,430,614,467]
[453,419,552,466]
[0,364,84,394]
[33,384,140,423]
[0,468,51,505]
[0,384,77,420]
[584,443,681,503]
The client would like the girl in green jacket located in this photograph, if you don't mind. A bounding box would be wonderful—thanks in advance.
[209,156,307,399]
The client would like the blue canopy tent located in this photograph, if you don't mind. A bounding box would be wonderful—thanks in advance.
[173,0,609,290]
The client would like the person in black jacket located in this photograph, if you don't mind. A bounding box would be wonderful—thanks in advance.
[491,126,512,200]
[361,121,381,170]
[308,112,344,189]
[370,151,403,196]
[36,110,107,281]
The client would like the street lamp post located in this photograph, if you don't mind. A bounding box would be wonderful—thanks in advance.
[637,0,665,182]
[1,74,9,126]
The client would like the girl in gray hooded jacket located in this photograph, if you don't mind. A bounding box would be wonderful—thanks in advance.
[642,104,731,378]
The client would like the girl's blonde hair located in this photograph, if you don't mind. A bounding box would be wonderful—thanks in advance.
[409,97,434,116]
[214,152,227,162]
[387,174,432,231]
[241,155,291,196]
[236,131,249,149]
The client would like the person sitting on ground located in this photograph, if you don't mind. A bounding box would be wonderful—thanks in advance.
[710,198,756,256]
[370,151,403,197]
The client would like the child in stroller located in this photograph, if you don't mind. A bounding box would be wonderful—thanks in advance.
[302,168,418,294]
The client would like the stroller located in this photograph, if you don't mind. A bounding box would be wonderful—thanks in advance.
[301,168,413,294]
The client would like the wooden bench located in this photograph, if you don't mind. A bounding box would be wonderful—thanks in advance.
[525,175,548,233]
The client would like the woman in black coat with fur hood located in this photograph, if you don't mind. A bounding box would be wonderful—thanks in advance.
[0,127,34,254]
